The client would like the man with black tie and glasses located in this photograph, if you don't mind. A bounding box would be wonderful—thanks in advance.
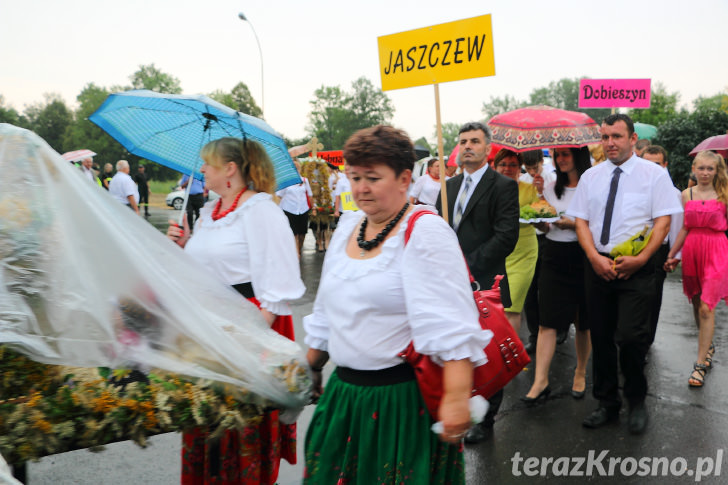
[436,121,519,443]
[567,114,682,435]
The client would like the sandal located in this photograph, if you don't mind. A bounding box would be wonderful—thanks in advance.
[705,343,715,369]
[688,362,707,388]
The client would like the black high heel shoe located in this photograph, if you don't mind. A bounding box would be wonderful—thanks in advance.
[520,386,551,405]
[572,367,587,399]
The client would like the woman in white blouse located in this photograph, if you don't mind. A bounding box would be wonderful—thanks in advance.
[167,137,305,484]
[409,157,442,205]
[276,160,313,256]
[522,146,593,405]
[303,125,491,484]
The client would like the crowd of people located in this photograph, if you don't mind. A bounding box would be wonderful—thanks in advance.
[72,156,150,216]
[65,113,728,484]
[300,114,725,481]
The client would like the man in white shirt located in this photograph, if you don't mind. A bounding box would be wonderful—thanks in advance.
[109,159,140,215]
[80,157,97,184]
[567,114,682,435]
[642,145,683,346]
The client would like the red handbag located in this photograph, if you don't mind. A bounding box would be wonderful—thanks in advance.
[399,210,531,419]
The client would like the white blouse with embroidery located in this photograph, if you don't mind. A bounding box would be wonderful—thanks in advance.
[184,193,305,315]
[303,206,492,370]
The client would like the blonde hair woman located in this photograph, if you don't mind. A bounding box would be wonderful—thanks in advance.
[665,150,728,388]
[167,137,305,484]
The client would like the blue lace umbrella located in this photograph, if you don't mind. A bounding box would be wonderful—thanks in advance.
[89,90,300,190]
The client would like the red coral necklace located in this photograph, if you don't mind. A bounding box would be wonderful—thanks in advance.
[211,188,247,221]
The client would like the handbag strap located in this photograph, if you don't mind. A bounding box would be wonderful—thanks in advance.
[404,210,478,286]
[404,210,503,291]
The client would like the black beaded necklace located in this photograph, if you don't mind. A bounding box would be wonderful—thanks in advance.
[357,202,410,257]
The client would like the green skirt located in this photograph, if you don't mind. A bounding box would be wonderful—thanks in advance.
[304,367,464,484]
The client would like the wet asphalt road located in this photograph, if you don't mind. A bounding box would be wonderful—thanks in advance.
[22,204,728,484]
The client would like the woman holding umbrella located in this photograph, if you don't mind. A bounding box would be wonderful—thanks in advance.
[167,137,305,484]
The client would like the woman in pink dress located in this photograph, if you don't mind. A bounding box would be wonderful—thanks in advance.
[665,150,728,387]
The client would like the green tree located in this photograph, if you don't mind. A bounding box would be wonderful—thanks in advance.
[347,77,394,128]
[307,77,394,150]
[61,83,140,174]
[24,93,73,152]
[481,78,611,123]
[529,78,580,109]
[653,106,728,189]
[130,63,182,94]
[528,78,611,124]
[283,134,312,149]
[431,122,461,155]
[481,94,524,120]
[0,95,25,126]
[629,82,681,127]
[308,85,350,150]
[208,82,262,118]
[62,81,178,182]
[692,93,728,113]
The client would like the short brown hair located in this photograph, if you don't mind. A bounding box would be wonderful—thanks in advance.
[643,145,667,162]
[635,139,652,152]
[343,125,415,176]
[521,149,544,167]
[493,148,522,167]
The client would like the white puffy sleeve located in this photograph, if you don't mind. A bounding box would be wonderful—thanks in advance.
[401,212,491,364]
[302,283,330,351]
[409,175,425,199]
[302,211,359,351]
[243,197,305,315]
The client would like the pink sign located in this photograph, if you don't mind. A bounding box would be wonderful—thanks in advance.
[579,79,651,109]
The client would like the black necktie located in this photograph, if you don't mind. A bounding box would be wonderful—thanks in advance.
[600,167,622,246]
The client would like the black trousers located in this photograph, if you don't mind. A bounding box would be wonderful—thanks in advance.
[524,234,545,344]
[585,254,657,409]
[186,193,205,228]
[649,244,669,345]
[138,190,149,213]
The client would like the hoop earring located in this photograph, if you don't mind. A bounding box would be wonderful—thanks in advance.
[227,180,231,188]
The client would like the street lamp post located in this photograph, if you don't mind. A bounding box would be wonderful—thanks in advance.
[238,12,264,118]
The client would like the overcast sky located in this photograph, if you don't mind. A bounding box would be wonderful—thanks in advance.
[2,0,726,146]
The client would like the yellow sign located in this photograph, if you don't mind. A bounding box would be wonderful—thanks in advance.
[340,192,359,212]
[377,14,495,91]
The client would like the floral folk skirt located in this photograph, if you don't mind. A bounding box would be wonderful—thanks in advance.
[304,368,464,484]
[181,310,296,485]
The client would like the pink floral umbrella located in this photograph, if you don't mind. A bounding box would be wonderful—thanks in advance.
[487,105,601,153]
[61,149,96,163]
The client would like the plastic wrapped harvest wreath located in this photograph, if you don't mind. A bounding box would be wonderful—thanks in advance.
[0,124,311,413]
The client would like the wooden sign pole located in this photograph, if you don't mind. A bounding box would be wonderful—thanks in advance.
[433,83,449,223]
